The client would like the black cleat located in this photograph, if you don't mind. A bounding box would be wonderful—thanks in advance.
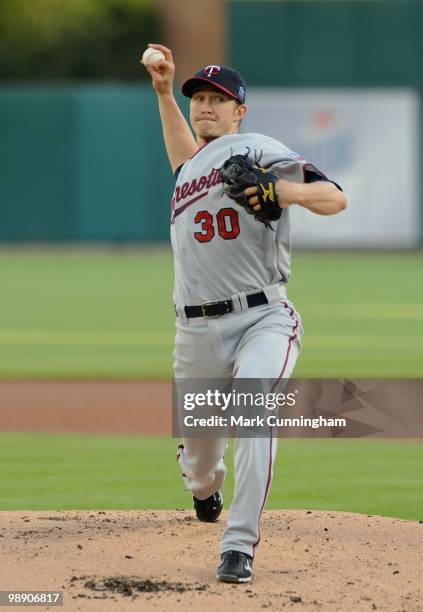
[193,490,223,523]
[217,550,253,583]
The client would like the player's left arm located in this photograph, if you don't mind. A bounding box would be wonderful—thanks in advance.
[246,179,347,216]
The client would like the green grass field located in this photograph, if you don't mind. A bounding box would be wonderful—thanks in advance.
[1,248,423,378]
[1,248,422,517]
[0,433,422,521]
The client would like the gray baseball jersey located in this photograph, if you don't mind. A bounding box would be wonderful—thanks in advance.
[170,132,328,307]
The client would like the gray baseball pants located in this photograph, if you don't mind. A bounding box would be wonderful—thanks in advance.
[174,286,302,558]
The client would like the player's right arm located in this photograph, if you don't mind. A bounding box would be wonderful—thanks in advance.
[142,44,198,173]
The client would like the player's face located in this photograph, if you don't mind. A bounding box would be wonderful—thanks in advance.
[190,87,246,142]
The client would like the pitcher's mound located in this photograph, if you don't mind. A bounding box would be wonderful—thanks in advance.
[1,509,422,611]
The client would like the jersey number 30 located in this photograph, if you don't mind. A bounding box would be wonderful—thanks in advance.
[194,208,240,243]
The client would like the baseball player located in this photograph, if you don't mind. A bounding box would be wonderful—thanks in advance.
[142,44,346,584]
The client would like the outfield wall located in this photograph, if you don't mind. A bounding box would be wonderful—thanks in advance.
[0,84,421,246]
[1,0,423,246]
[0,86,175,241]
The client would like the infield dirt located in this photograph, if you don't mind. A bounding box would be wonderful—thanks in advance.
[1,509,422,611]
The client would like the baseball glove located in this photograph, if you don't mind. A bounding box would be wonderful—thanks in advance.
[219,150,281,229]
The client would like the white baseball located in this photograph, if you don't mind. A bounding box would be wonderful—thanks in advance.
[142,48,165,66]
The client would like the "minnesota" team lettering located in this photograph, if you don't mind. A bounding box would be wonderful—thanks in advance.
[172,167,222,207]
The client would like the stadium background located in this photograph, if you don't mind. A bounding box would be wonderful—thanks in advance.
[0,0,422,520]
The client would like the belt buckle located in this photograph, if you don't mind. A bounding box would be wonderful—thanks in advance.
[201,301,220,319]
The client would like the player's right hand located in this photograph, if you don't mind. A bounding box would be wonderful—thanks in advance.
[141,43,175,96]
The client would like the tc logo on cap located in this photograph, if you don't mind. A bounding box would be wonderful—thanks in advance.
[203,65,221,77]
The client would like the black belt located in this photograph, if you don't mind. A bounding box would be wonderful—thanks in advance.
[184,291,268,319]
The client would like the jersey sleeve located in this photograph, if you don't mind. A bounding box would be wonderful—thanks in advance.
[304,166,343,192]
[283,147,343,192]
[251,137,343,192]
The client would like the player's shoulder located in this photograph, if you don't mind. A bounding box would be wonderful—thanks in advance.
[223,133,298,157]
[174,132,300,180]
[241,132,286,147]
[221,132,283,146]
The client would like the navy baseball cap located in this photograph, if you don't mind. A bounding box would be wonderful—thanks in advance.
[182,65,246,104]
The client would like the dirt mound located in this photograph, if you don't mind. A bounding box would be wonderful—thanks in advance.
[0,509,422,611]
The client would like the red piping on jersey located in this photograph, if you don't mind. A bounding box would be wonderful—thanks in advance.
[172,191,208,223]
[252,301,299,555]
[252,429,273,555]
[278,302,299,380]
[279,329,299,378]
[189,140,211,161]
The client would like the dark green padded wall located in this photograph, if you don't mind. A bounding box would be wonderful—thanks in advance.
[230,0,423,87]
[0,85,179,241]
[0,89,74,239]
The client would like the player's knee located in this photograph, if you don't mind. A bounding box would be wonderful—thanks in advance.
[191,465,213,480]
[188,454,224,480]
